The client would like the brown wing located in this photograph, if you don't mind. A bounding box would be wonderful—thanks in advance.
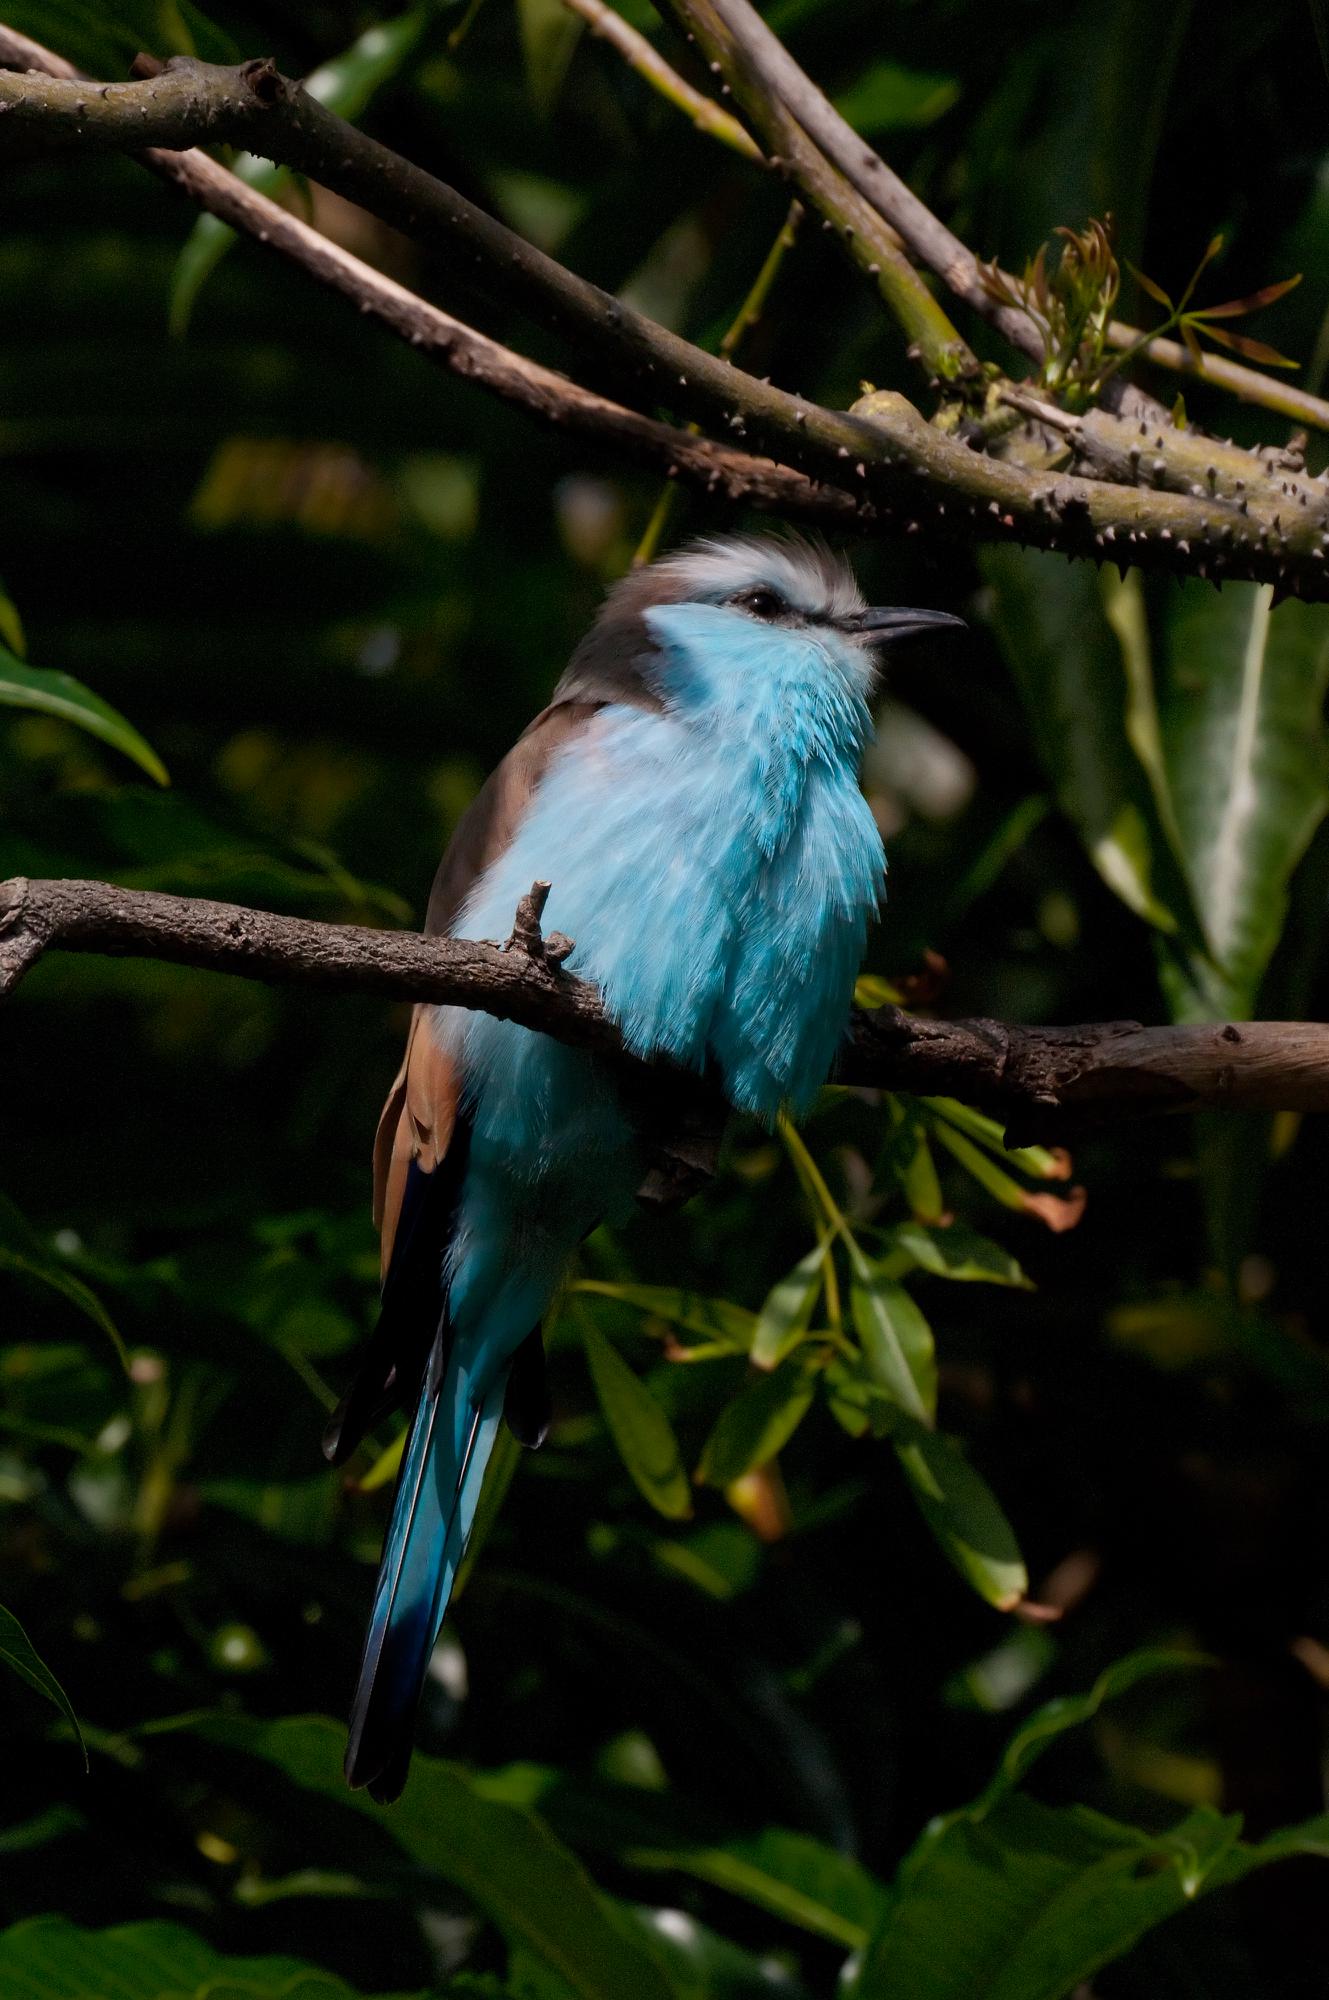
[372,1009,461,1282]
[333,600,666,1468]
[372,699,605,1282]
[331,700,619,1466]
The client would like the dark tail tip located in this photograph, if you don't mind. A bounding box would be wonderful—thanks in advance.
[345,1706,416,1802]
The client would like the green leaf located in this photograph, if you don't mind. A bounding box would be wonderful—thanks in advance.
[625,1825,890,1949]
[893,1416,1026,1610]
[850,1269,935,1422]
[0,1603,86,1767]
[750,1245,825,1369]
[983,548,1196,937]
[0,641,167,785]
[976,1648,1210,1812]
[853,1652,1252,2000]
[1100,564,1189,868]
[855,1793,1246,2000]
[0,1,238,77]
[0,576,27,658]
[0,1915,398,1999]
[0,1193,128,1370]
[356,1428,406,1492]
[170,8,430,333]
[896,1113,946,1224]
[574,1281,756,1354]
[582,1319,692,1520]
[1157,583,1329,1019]
[857,1791,1329,2000]
[200,1473,340,1546]
[185,1715,681,2000]
[517,0,584,111]
[883,1221,1032,1289]
[834,62,959,134]
[696,1359,815,1486]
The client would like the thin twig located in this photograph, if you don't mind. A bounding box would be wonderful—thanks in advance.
[659,0,975,380]
[666,0,1036,364]
[3,878,1328,1139]
[559,0,761,159]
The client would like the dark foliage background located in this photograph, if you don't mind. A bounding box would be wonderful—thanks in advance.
[3,2,1329,1995]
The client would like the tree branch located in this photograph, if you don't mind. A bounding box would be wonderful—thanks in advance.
[0,48,910,485]
[3,878,1325,1139]
[0,31,858,525]
[5,29,1329,595]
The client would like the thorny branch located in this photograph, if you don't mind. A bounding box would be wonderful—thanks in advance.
[2,33,1329,591]
[2,878,1326,1146]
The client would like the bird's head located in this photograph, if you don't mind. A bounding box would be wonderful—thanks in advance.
[557,533,964,712]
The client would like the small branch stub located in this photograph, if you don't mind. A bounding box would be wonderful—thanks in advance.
[505,880,574,967]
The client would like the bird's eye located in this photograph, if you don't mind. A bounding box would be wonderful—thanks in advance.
[732,585,786,621]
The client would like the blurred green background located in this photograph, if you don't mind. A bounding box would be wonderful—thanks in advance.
[5,1,1329,1995]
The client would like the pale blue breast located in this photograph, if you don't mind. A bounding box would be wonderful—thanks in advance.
[440,606,884,1150]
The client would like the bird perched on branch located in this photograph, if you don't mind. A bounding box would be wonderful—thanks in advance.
[325,533,963,1800]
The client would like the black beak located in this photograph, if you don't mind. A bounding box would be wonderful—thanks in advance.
[842,606,967,644]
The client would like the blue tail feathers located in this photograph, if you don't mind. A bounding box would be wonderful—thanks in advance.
[344,1325,508,1802]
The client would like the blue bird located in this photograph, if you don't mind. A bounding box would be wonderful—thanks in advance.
[326,534,963,1800]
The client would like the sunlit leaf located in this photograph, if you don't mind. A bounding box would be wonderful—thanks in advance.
[750,1246,824,1370]
[1197,325,1299,368]
[898,1117,946,1224]
[1126,260,1172,309]
[1196,272,1302,318]
[1157,583,1329,1019]
[883,1221,1032,1289]
[931,1125,1086,1232]
[0,642,167,785]
[923,1098,1067,1182]
[355,1428,406,1492]
[0,1604,86,1767]
[582,1319,692,1520]
[696,1359,815,1486]
[851,1270,936,1422]
[892,1415,1026,1610]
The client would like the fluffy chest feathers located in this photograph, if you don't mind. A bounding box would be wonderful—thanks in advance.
[453,606,884,1120]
